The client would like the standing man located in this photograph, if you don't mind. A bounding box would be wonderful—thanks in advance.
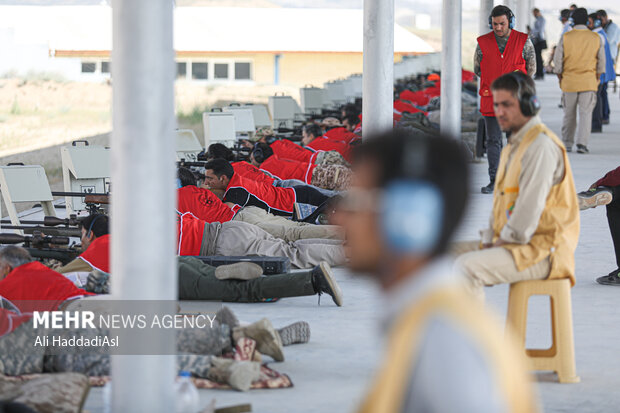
[560,9,573,36]
[474,5,536,194]
[454,72,579,300]
[553,7,605,154]
[598,9,619,125]
[531,8,547,80]
[588,13,616,133]
[339,130,539,412]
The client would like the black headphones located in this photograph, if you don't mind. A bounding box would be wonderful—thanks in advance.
[252,144,265,164]
[506,71,541,116]
[85,215,102,238]
[489,7,515,30]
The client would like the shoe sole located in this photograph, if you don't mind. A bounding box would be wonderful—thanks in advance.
[578,191,612,210]
[319,262,343,307]
[596,277,620,286]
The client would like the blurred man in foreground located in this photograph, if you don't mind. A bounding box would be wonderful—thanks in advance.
[338,129,538,412]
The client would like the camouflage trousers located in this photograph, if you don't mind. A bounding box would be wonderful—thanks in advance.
[311,165,352,191]
[314,150,350,167]
[0,308,236,378]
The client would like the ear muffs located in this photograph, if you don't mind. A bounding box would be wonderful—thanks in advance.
[506,72,541,117]
[252,145,265,164]
[380,181,444,254]
[489,9,515,30]
[594,19,602,28]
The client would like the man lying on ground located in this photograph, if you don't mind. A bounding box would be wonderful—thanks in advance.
[203,158,335,218]
[177,168,344,241]
[249,143,351,191]
[207,143,338,197]
[55,214,344,303]
[301,123,352,162]
[577,165,619,285]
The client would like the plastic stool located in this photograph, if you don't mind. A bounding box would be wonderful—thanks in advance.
[506,278,580,383]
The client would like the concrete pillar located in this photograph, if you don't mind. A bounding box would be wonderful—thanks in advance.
[479,0,494,36]
[362,0,395,137]
[440,0,462,138]
[274,54,281,85]
[517,0,530,32]
[111,0,177,411]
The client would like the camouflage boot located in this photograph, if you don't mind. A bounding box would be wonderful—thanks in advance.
[207,357,261,392]
[277,321,310,346]
[232,318,284,362]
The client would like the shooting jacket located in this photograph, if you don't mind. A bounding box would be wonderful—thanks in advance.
[0,262,92,313]
[260,155,315,185]
[324,127,360,145]
[177,185,237,224]
[270,139,319,164]
[231,161,276,185]
[177,212,220,256]
[78,233,110,273]
[223,172,296,216]
[305,137,352,162]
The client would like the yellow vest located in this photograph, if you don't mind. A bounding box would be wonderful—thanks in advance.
[561,29,601,92]
[358,287,539,413]
[492,123,580,285]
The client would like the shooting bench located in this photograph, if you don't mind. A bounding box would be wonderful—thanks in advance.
[175,129,203,162]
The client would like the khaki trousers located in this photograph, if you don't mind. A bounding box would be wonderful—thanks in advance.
[453,241,550,300]
[233,206,344,242]
[214,221,345,269]
[561,91,597,148]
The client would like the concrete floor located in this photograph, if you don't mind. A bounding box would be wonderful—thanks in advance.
[76,78,620,412]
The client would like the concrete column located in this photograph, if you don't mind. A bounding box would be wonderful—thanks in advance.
[362,0,395,137]
[479,0,494,36]
[440,0,462,138]
[517,0,530,32]
[111,0,177,411]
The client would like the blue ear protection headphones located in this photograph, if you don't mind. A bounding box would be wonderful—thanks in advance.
[380,138,444,254]
[506,71,541,116]
[176,178,182,188]
[252,144,265,164]
[489,7,515,30]
[593,18,602,28]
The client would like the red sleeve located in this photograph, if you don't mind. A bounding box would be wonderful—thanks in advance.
[232,162,275,184]
[271,140,314,163]
[177,186,235,223]
[596,166,620,187]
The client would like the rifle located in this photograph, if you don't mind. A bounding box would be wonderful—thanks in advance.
[0,231,81,265]
[1,215,81,227]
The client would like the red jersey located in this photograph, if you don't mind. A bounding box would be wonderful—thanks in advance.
[477,30,528,116]
[79,233,110,273]
[271,140,318,164]
[177,212,205,256]
[0,261,93,312]
[261,155,316,184]
[399,90,430,106]
[305,138,351,162]
[231,161,276,185]
[177,185,238,223]
[0,308,32,337]
[324,127,360,145]
[224,172,296,215]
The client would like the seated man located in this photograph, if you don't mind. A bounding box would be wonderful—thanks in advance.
[203,158,333,217]
[454,72,579,300]
[57,214,343,305]
[302,123,352,162]
[177,167,344,241]
[577,165,619,285]
[250,143,352,191]
[178,211,345,269]
[339,129,538,412]
[0,246,93,312]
